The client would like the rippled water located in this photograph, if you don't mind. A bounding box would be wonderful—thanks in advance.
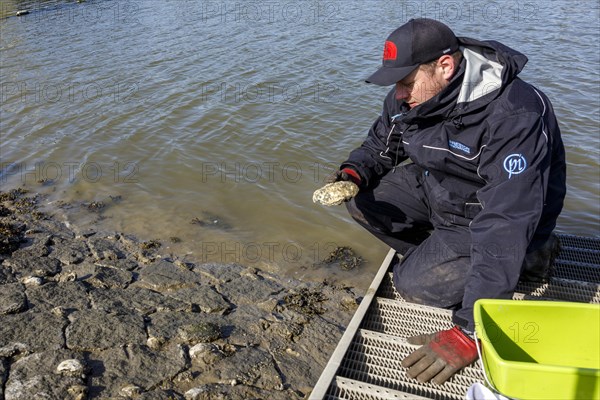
[1,0,599,290]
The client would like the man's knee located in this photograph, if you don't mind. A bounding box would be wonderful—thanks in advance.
[392,247,470,308]
[393,266,465,307]
[393,268,429,304]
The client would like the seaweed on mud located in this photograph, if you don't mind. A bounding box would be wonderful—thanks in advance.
[37,178,55,186]
[318,246,363,271]
[31,211,47,220]
[282,288,328,316]
[0,189,39,215]
[141,239,161,250]
[190,212,232,230]
[15,196,39,214]
[0,205,11,217]
[0,221,25,255]
[85,195,122,213]
[0,188,28,202]
[87,201,105,212]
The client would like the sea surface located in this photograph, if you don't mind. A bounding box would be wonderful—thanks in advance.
[1,0,599,290]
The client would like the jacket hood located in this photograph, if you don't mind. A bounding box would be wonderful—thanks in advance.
[402,37,528,123]
[455,37,528,106]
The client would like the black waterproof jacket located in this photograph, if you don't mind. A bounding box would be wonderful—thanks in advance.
[342,37,566,330]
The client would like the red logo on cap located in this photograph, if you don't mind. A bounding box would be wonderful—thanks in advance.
[383,41,397,60]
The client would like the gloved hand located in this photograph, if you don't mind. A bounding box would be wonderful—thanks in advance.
[401,326,478,385]
[325,167,361,185]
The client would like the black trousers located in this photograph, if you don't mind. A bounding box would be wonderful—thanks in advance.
[346,164,472,309]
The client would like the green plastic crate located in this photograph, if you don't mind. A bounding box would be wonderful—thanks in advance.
[473,299,600,399]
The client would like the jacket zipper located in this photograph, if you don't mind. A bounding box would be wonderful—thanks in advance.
[381,113,407,172]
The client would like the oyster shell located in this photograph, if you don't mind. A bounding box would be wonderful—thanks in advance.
[312,181,359,206]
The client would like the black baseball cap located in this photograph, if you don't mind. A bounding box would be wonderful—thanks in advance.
[366,18,459,86]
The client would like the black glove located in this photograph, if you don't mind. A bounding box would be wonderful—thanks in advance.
[325,167,361,185]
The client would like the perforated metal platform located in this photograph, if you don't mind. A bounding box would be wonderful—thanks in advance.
[311,234,600,400]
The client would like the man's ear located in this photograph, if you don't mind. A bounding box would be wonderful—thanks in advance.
[438,55,456,81]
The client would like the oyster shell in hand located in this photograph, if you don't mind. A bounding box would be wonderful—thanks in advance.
[312,181,359,206]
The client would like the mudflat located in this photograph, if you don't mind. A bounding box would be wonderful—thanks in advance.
[0,189,360,400]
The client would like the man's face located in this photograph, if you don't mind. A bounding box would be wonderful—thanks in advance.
[395,63,448,109]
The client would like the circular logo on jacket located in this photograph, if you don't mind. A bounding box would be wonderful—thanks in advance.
[503,154,527,179]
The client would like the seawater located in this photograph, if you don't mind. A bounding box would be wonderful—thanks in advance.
[1,0,598,290]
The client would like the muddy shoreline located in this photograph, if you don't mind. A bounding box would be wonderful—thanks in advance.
[0,188,361,399]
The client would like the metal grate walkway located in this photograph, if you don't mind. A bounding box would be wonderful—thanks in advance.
[312,234,600,399]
